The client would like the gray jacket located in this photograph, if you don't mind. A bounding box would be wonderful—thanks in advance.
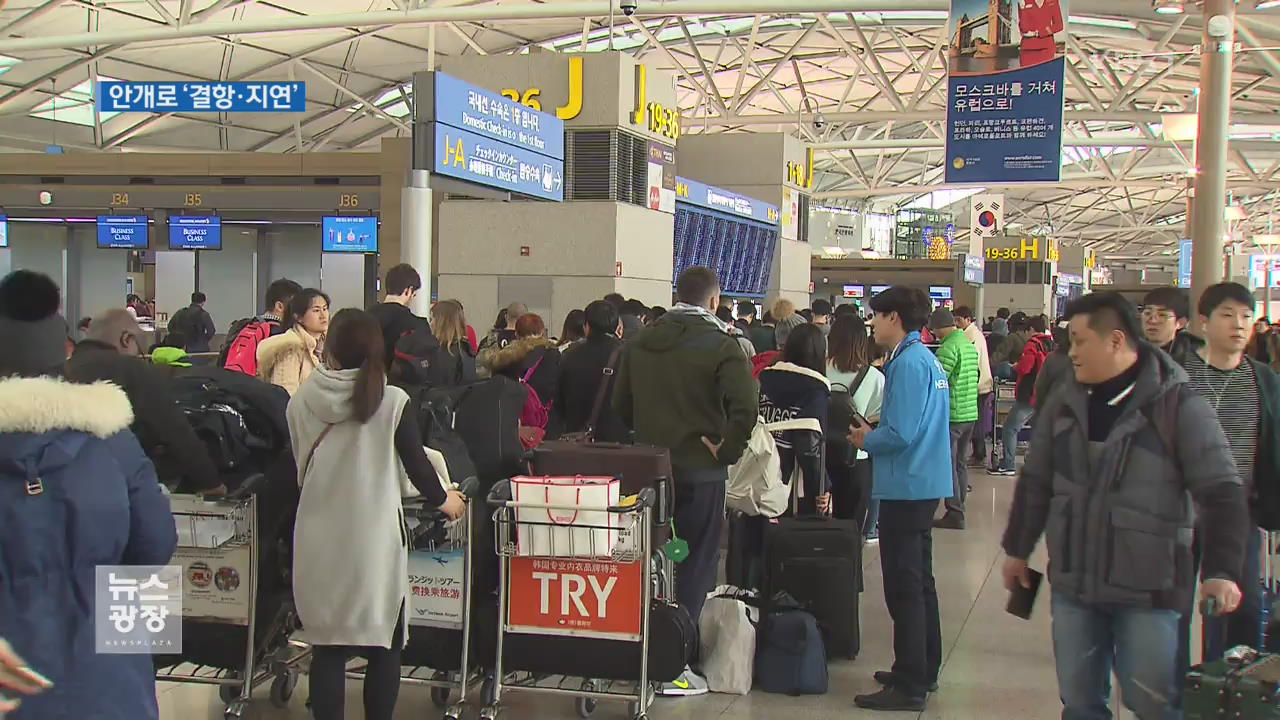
[1002,346,1249,611]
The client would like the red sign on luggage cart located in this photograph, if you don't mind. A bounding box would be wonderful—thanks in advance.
[506,556,643,640]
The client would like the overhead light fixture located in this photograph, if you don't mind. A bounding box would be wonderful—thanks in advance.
[1153,0,1186,14]
[1257,0,1280,9]
[1225,205,1248,221]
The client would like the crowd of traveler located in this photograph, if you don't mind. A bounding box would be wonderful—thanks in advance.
[0,256,1271,719]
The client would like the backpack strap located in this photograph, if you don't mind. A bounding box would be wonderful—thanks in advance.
[300,424,335,485]
[582,344,624,439]
[521,354,545,384]
[851,364,872,396]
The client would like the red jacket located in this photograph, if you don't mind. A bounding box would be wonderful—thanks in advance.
[752,351,780,380]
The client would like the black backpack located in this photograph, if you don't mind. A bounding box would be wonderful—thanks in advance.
[826,365,871,467]
[391,328,461,389]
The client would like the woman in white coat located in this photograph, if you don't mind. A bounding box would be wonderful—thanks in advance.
[288,308,466,720]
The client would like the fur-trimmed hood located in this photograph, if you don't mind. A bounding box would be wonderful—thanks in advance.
[257,326,321,370]
[483,335,557,373]
[0,376,133,437]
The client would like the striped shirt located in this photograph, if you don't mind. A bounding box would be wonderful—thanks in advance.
[1183,351,1260,491]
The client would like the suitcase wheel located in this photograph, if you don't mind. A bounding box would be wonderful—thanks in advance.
[577,680,598,718]
[269,670,297,708]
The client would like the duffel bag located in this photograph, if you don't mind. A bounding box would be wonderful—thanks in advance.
[755,609,828,695]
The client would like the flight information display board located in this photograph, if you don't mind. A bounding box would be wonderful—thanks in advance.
[673,204,777,297]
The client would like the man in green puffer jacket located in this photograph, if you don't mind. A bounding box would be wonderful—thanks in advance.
[931,308,978,529]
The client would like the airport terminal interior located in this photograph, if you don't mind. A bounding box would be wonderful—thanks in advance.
[1,0,1279,718]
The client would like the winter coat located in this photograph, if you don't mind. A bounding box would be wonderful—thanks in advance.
[759,362,830,499]
[368,302,432,372]
[168,303,216,353]
[65,340,221,492]
[483,336,561,410]
[257,326,322,396]
[995,330,1030,366]
[288,367,416,647]
[1003,347,1249,611]
[1014,333,1055,405]
[614,309,759,471]
[963,322,994,394]
[476,328,518,375]
[555,334,629,443]
[0,376,177,720]
[746,321,776,355]
[935,329,979,423]
[863,332,953,501]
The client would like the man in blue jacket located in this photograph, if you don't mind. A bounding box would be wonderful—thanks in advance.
[849,285,953,711]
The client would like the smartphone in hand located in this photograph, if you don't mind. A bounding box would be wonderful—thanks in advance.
[1006,567,1044,620]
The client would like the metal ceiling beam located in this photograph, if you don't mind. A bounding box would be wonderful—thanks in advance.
[143,0,178,26]
[294,59,409,133]
[0,45,120,112]
[732,26,817,114]
[447,22,487,55]
[0,0,71,37]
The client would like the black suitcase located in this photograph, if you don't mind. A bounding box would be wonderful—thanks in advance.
[764,516,862,660]
[428,378,526,482]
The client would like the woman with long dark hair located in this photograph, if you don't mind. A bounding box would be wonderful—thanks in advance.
[288,309,465,720]
[256,288,330,395]
[557,309,587,350]
[759,322,832,514]
[827,313,886,540]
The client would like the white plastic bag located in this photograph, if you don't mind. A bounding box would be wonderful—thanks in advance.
[512,476,620,557]
[699,586,759,694]
[726,417,820,517]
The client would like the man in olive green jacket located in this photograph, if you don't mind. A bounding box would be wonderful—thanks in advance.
[931,308,979,529]
[614,267,758,696]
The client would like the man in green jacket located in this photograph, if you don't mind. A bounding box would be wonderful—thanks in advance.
[613,266,758,697]
[931,308,979,530]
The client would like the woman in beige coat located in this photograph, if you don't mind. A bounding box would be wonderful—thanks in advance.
[257,288,330,395]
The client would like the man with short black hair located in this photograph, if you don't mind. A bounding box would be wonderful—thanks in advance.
[369,263,433,371]
[812,299,833,335]
[615,266,758,697]
[169,291,216,353]
[1176,282,1280,671]
[1002,291,1248,720]
[1143,286,1202,364]
[220,278,301,375]
[556,300,628,443]
[848,286,952,711]
[736,299,773,355]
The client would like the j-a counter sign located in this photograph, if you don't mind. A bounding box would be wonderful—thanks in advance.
[423,72,565,202]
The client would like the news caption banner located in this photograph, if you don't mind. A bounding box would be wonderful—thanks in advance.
[96,565,183,654]
[97,81,306,113]
[944,0,1069,183]
[431,72,565,202]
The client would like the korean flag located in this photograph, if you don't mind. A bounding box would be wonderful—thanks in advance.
[971,194,1004,239]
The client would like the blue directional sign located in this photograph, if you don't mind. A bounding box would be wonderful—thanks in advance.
[0,215,7,249]
[434,126,564,202]
[1178,238,1193,288]
[322,216,378,253]
[97,81,306,113]
[97,215,149,249]
[674,176,779,226]
[169,216,222,250]
[434,73,564,160]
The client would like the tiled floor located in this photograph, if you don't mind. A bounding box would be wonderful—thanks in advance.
[157,472,1066,719]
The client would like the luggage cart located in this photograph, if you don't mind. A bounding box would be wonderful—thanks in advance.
[156,493,309,719]
[344,495,480,720]
[485,483,658,720]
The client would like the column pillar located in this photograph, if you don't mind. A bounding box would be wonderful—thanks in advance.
[1189,0,1235,324]
[401,168,433,315]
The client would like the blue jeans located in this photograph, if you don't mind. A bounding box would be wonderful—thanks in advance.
[865,499,881,537]
[1000,401,1034,471]
[1052,592,1181,720]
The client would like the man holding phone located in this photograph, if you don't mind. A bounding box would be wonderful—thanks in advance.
[848,286,952,711]
[1001,291,1248,720]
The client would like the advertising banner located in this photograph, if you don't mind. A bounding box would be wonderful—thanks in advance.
[408,549,466,628]
[945,0,1067,183]
[506,556,643,640]
[646,142,677,213]
[170,545,252,625]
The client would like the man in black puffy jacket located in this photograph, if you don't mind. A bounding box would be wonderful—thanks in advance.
[65,309,224,496]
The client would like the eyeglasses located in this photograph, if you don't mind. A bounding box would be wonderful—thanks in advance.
[1141,309,1175,322]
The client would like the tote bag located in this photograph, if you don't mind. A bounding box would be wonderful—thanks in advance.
[512,475,621,557]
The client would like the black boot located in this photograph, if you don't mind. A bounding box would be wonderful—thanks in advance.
[854,686,927,711]
[873,670,938,692]
[933,512,966,530]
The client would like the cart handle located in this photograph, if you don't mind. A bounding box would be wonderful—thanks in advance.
[226,473,266,501]
[403,477,480,520]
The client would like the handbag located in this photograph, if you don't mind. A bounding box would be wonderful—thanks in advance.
[511,475,621,557]
[560,344,623,444]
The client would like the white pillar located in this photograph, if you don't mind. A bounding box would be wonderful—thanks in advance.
[401,168,433,316]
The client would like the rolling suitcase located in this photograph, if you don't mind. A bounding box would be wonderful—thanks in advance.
[1185,649,1280,719]
[764,516,861,659]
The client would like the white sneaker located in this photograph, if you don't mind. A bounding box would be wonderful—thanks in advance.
[658,668,709,697]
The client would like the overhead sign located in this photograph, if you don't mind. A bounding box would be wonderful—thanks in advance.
[0,215,7,249]
[431,73,564,202]
[842,284,865,298]
[647,142,676,214]
[168,216,221,250]
[675,176,779,226]
[985,236,1060,262]
[97,82,306,113]
[1178,239,1193,288]
[963,253,985,284]
[97,215,149,249]
[323,216,378,253]
[434,72,564,159]
[944,0,1068,183]
[505,556,644,641]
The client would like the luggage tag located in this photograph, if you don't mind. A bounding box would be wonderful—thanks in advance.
[663,520,690,563]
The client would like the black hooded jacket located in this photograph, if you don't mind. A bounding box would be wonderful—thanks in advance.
[758,361,830,501]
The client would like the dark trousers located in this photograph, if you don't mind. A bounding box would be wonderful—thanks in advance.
[309,608,405,720]
[879,499,943,698]
[973,392,995,461]
[673,468,727,625]
[829,457,874,534]
[944,422,975,518]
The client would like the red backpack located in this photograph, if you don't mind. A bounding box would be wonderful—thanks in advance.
[220,319,280,376]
